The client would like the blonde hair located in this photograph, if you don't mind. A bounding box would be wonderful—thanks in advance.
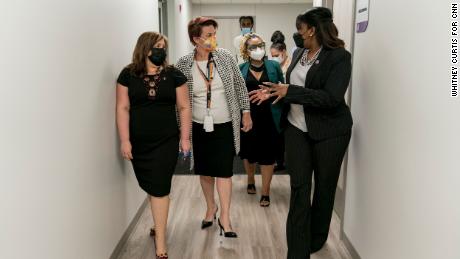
[239,33,265,62]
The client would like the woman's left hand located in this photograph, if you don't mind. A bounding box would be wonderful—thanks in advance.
[262,82,289,104]
[241,112,253,132]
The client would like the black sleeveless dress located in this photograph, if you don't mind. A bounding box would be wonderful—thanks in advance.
[117,67,187,197]
[239,69,279,165]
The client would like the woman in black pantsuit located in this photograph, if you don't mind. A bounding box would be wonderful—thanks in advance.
[249,8,353,259]
[116,32,191,259]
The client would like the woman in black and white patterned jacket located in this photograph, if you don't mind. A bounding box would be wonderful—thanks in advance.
[176,16,252,238]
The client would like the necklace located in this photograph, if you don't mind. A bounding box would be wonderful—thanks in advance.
[143,69,163,100]
[300,46,322,66]
[250,62,264,72]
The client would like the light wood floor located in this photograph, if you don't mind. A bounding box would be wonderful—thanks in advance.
[116,175,352,259]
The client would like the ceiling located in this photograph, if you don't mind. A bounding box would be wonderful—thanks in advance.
[191,0,313,4]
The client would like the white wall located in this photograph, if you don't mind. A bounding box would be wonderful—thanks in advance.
[0,0,156,258]
[192,3,313,57]
[343,1,460,259]
[333,0,354,52]
[168,0,193,63]
[333,0,354,192]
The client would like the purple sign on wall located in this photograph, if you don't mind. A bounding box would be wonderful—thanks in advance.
[356,0,369,33]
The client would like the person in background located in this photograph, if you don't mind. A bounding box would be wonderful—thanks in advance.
[270,30,291,171]
[239,33,284,207]
[176,17,252,239]
[249,7,353,258]
[270,30,292,79]
[116,32,191,259]
[233,16,255,64]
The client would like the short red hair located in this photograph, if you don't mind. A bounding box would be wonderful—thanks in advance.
[188,17,218,45]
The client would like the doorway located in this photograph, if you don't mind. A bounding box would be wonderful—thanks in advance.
[213,17,246,60]
[158,0,168,36]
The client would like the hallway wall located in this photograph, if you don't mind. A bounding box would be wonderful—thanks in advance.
[167,0,193,63]
[0,0,157,258]
[330,0,354,223]
[343,1,460,259]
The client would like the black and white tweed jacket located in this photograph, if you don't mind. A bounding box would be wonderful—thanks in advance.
[176,48,250,154]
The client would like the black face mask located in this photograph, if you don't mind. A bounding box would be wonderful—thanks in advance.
[293,32,304,48]
[148,48,167,66]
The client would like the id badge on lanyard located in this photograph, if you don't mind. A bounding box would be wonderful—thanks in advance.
[203,113,214,132]
[197,57,215,132]
[203,83,213,132]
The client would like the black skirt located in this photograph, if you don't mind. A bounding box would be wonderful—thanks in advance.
[131,134,179,197]
[192,122,235,178]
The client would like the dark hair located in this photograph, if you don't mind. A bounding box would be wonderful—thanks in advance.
[127,32,170,77]
[270,30,286,51]
[188,17,218,45]
[296,7,344,49]
[239,16,254,26]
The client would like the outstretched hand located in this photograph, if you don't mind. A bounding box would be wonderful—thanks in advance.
[248,82,289,105]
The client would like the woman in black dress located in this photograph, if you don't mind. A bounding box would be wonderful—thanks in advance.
[116,32,191,259]
[238,33,284,207]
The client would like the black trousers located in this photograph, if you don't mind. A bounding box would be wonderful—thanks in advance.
[276,132,286,166]
[285,123,351,259]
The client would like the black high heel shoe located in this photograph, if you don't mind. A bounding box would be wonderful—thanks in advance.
[217,218,237,238]
[201,206,218,229]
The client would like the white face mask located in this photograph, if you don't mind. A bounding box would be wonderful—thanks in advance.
[271,56,283,64]
[249,48,265,61]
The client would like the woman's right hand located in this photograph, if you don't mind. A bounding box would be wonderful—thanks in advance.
[180,139,191,161]
[120,141,133,160]
[180,138,191,154]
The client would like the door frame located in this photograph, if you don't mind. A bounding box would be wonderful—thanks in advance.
[158,0,168,36]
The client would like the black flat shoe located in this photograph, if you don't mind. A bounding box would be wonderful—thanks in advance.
[218,218,237,238]
[260,195,270,207]
[310,238,327,254]
[247,184,256,194]
[201,206,218,229]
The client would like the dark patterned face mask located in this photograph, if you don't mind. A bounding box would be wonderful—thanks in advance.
[148,48,167,66]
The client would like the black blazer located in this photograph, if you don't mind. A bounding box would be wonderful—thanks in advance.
[281,47,353,140]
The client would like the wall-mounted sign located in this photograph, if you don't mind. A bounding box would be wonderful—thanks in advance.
[356,0,369,33]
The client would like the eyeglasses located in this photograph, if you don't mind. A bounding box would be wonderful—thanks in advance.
[247,43,265,51]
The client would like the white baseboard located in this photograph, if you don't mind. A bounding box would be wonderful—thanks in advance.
[341,231,361,259]
[109,196,149,259]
